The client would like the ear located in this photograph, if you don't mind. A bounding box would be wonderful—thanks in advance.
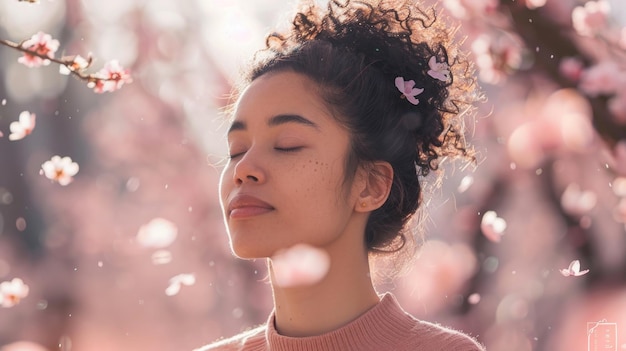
[354,161,393,213]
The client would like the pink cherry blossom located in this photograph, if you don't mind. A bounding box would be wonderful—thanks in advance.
[472,33,523,84]
[559,111,595,152]
[608,93,626,125]
[559,57,584,82]
[8,111,36,141]
[578,61,626,97]
[572,0,611,37]
[524,0,546,9]
[40,155,79,186]
[613,198,626,223]
[442,0,498,19]
[89,60,133,93]
[165,273,195,296]
[0,278,29,308]
[508,89,595,168]
[480,210,506,242]
[271,244,331,288]
[394,77,423,105]
[136,218,178,249]
[612,177,626,197]
[561,183,598,216]
[59,54,90,75]
[620,27,626,49]
[427,56,450,82]
[605,141,626,176]
[560,260,589,277]
[17,31,60,67]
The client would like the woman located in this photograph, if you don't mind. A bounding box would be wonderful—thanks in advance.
[199,0,484,349]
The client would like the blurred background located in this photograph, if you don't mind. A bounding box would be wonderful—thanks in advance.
[0,0,625,350]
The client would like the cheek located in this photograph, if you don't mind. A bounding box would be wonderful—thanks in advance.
[218,166,233,210]
[295,159,345,205]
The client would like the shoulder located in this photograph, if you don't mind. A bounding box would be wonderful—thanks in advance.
[377,293,485,351]
[193,325,266,351]
[409,319,485,351]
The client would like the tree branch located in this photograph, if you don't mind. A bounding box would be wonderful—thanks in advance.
[500,2,626,147]
[0,38,125,88]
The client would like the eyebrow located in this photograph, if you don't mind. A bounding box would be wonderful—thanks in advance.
[227,114,319,134]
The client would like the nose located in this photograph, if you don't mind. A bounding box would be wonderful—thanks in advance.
[232,150,266,185]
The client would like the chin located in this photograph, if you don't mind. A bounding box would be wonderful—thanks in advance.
[226,225,287,259]
[229,240,274,260]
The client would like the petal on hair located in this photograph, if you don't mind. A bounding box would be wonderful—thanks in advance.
[427,56,451,82]
[405,94,420,105]
[395,77,423,105]
[394,76,405,91]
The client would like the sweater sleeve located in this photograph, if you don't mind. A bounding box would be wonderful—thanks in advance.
[443,333,486,351]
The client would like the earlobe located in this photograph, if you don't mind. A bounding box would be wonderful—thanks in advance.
[355,161,393,212]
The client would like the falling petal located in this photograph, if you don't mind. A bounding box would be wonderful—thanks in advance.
[561,183,597,215]
[480,211,507,242]
[560,259,589,277]
[165,282,181,296]
[151,250,172,265]
[177,273,196,286]
[468,293,481,305]
[612,177,626,197]
[458,175,474,193]
[271,244,331,288]
[165,273,195,296]
[136,218,178,249]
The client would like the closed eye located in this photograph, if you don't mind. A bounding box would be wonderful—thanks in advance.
[228,151,246,159]
[275,146,303,153]
[228,147,303,159]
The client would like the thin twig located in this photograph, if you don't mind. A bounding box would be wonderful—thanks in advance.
[0,38,117,85]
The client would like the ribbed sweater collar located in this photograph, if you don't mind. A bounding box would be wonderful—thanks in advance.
[264,293,414,351]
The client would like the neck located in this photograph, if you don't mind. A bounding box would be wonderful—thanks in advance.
[269,230,380,337]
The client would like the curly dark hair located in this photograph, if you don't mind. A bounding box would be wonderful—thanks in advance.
[240,0,479,258]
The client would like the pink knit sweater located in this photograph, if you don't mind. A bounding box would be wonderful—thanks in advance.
[197,293,485,351]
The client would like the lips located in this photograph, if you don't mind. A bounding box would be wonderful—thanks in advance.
[227,194,274,218]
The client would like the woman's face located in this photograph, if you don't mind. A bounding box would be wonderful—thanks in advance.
[219,71,362,259]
